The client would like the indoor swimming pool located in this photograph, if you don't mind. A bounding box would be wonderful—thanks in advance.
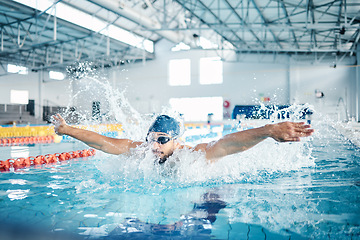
[0,120,359,240]
[2,1,360,240]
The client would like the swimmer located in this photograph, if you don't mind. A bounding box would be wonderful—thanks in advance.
[51,114,314,163]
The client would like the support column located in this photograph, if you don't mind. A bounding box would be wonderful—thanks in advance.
[38,70,43,121]
[356,44,360,122]
[286,54,291,104]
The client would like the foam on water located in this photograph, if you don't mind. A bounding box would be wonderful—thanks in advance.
[91,137,314,189]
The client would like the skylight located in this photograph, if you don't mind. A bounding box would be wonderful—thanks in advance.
[199,37,218,49]
[171,42,191,51]
[7,64,28,75]
[49,71,65,80]
[13,0,154,53]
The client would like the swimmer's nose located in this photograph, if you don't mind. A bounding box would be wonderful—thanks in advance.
[151,141,161,149]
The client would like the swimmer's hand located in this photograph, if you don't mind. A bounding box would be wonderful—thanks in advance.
[195,121,314,162]
[50,113,142,155]
[266,122,314,142]
[51,113,68,136]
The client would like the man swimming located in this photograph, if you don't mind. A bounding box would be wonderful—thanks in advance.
[52,113,314,163]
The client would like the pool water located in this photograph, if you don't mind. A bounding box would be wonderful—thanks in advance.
[0,121,359,240]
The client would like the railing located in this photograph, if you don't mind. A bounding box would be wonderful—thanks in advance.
[42,106,82,124]
[0,104,28,113]
[0,102,67,125]
[0,104,33,125]
[337,97,349,122]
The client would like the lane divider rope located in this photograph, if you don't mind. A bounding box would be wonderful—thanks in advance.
[0,149,96,172]
[0,136,55,146]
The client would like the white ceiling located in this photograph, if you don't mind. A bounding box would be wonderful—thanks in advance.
[0,0,359,73]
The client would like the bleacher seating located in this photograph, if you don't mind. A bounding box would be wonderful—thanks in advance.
[0,104,41,125]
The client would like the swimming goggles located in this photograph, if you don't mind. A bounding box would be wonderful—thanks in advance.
[146,135,174,145]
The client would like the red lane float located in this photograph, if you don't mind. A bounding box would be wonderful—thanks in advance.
[0,136,55,147]
[0,149,96,172]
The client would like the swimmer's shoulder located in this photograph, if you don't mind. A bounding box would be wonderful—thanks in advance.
[179,143,208,152]
[179,144,192,150]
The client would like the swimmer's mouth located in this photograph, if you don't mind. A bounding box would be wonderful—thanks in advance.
[152,150,167,164]
[158,158,167,164]
[152,150,163,155]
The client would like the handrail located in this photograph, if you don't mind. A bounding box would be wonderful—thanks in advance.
[337,97,349,122]
[0,104,27,113]
[43,99,64,107]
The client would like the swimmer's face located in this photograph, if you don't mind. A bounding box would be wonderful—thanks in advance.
[147,132,180,163]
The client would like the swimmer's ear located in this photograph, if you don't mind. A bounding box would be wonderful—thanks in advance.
[174,139,181,148]
[175,137,185,143]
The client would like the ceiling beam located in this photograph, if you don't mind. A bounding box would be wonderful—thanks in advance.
[194,0,251,48]
[174,0,251,49]
[250,0,283,49]
[88,0,196,48]
[285,0,359,25]
[306,0,317,48]
[223,0,266,48]
[279,0,299,49]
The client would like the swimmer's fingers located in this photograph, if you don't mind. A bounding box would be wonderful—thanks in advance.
[293,122,312,130]
[283,137,301,142]
[52,113,66,124]
[296,129,314,137]
[269,122,314,142]
[294,123,314,136]
[50,113,59,123]
[289,123,314,140]
[51,113,67,136]
[53,113,62,121]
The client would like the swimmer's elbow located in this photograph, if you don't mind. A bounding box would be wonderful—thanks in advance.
[205,155,221,164]
[85,140,122,155]
[204,147,228,163]
[87,143,114,154]
[194,142,231,163]
[204,143,250,163]
[82,141,102,151]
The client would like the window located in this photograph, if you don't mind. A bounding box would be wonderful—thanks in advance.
[10,90,29,104]
[49,71,65,80]
[198,37,218,49]
[171,42,191,51]
[7,64,28,75]
[13,0,153,53]
[199,57,223,85]
[169,97,223,122]
[168,59,191,86]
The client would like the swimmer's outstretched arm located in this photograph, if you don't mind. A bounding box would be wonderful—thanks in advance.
[51,114,142,155]
[193,122,314,162]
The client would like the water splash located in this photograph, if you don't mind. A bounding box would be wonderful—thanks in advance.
[65,62,147,140]
[63,62,186,141]
[91,131,314,190]
[62,62,316,186]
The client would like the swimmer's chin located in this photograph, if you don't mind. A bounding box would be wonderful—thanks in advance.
[152,150,167,164]
[158,158,167,164]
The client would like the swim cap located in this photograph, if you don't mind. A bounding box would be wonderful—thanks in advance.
[147,115,181,137]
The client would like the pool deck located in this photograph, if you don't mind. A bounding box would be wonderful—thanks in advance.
[338,121,360,148]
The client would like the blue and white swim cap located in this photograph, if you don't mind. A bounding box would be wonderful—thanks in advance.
[147,115,181,137]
